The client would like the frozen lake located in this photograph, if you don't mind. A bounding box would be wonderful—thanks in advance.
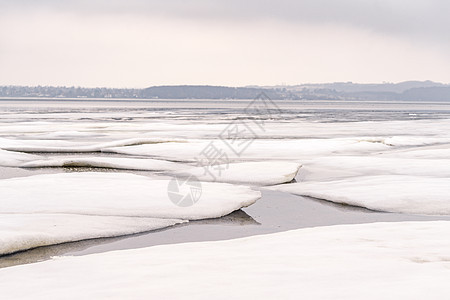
[1,98,450,268]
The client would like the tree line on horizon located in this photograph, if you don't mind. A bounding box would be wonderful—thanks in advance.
[1,81,449,101]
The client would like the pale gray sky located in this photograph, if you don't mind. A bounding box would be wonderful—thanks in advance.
[0,0,449,87]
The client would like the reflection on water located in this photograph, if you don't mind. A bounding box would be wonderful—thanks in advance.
[0,235,128,269]
[0,166,61,179]
[191,209,260,226]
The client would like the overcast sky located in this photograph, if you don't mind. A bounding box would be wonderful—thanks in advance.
[1,0,449,87]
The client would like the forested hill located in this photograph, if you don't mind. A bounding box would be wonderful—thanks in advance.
[140,85,296,99]
[1,81,450,101]
[0,85,297,100]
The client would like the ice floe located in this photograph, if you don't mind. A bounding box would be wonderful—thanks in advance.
[360,136,450,147]
[0,214,184,256]
[381,136,450,147]
[0,149,40,167]
[20,156,187,172]
[1,221,450,299]
[181,161,302,185]
[0,172,260,255]
[383,146,450,159]
[3,118,450,141]
[301,156,450,179]
[20,158,301,185]
[104,138,390,161]
[0,137,185,153]
[0,173,261,219]
[273,175,450,215]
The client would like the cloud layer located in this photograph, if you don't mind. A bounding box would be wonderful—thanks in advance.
[0,1,449,87]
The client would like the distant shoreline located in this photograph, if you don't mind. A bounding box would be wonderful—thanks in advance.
[1,97,450,103]
[2,82,450,101]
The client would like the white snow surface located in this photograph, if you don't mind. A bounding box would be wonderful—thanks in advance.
[18,157,301,186]
[301,156,450,178]
[0,137,185,153]
[1,221,450,299]
[383,145,450,159]
[0,173,261,219]
[2,119,450,141]
[0,149,40,167]
[104,138,390,161]
[0,214,184,256]
[273,175,450,215]
[180,161,301,185]
[0,172,260,255]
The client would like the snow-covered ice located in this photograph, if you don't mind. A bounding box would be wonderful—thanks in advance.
[2,103,450,281]
[0,172,260,254]
[3,118,450,141]
[300,156,450,179]
[0,137,185,153]
[1,221,450,299]
[104,138,390,161]
[20,156,187,172]
[383,145,450,159]
[0,173,261,219]
[273,175,450,215]
[181,161,302,185]
[0,149,39,167]
[17,156,301,185]
[0,214,184,256]
[381,136,450,147]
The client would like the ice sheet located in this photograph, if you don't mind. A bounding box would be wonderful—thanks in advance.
[0,214,184,256]
[0,173,261,220]
[0,137,186,153]
[273,175,450,215]
[301,156,450,179]
[383,146,450,159]
[0,149,40,167]
[21,156,188,172]
[20,158,300,185]
[2,119,450,141]
[1,221,450,299]
[181,161,301,185]
[104,138,390,161]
